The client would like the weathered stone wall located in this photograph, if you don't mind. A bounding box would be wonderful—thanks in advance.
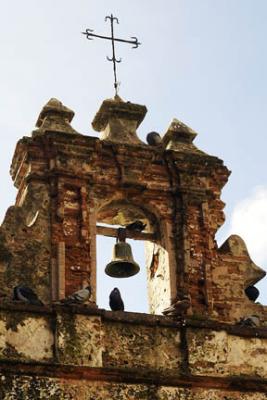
[0,305,267,398]
[102,320,181,370]
[188,327,267,378]
[1,98,267,398]
[0,181,51,302]
[1,378,267,400]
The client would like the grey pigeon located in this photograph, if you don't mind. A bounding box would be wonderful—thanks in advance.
[237,315,260,328]
[109,288,124,311]
[60,286,91,305]
[125,220,146,232]
[13,286,43,306]
[245,285,259,302]
[162,288,191,317]
[146,131,162,146]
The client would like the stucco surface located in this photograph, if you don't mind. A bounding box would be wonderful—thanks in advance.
[188,328,267,378]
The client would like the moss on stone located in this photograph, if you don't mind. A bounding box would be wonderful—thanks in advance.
[56,311,82,364]
[25,377,66,400]
[0,375,68,400]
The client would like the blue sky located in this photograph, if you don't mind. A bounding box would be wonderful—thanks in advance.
[0,1,266,311]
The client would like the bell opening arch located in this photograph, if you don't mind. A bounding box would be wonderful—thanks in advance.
[95,198,177,314]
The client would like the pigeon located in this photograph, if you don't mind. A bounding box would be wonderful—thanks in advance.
[13,286,43,306]
[237,315,260,328]
[146,131,162,146]
[125,220,146,232]
[109,288,124,311]
[245,285,259,302]
[162,288,191,317]
[60,286,91,305]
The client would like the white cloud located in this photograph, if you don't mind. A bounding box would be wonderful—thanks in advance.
[227,187,267,266]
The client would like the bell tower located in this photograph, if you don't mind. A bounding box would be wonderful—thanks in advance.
[1,95,267,398]
[1,94,265,323]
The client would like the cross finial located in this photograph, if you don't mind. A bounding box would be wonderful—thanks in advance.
[82,14,141,96]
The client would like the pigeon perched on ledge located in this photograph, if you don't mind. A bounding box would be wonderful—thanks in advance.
[237,315,260,328]
[13,286,44,306]
[245,285,259,302]
[60,286,91,305]
[162,288,191,317]
[125,220,146,232]
[146,131,162,146]
[109,288,124,311]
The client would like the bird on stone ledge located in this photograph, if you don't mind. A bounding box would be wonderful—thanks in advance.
[162,288,191,317]
[237,315,260,328]
[146,131,162,146]
[13,286,43,306]
[109,288,124,311]
[245,285,259,302]
[60,286,91,305]
[125,220,146,232]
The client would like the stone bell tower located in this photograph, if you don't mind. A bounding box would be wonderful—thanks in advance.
[0,96,267,398]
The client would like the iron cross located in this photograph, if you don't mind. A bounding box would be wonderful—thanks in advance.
[82,14,141,95]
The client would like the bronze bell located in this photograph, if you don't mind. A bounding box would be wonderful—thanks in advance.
[105,240,140,278]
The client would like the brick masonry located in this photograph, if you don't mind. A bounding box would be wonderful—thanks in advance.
[0,97,266,398]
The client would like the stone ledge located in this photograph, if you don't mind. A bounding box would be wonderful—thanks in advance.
[0,303,267,338]
[0,362,266,393]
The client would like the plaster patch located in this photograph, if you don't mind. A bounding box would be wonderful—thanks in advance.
[6,317,53,360]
